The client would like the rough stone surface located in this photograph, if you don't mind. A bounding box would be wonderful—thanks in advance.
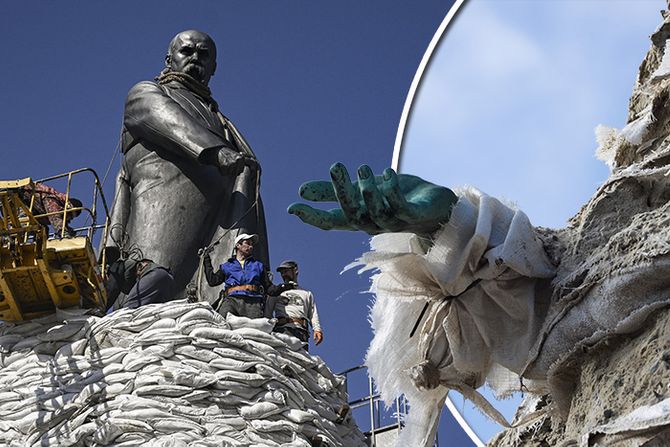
[490,309,670,446]
[491,4,670,446]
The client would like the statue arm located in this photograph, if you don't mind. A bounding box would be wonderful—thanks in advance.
[288,164,458,239]
[124,81,229,163]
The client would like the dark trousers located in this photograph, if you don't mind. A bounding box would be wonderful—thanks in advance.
[125,268,175,309]
[216,295,264,319]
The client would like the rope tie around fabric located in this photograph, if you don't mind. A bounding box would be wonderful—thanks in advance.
[408,360,441,390]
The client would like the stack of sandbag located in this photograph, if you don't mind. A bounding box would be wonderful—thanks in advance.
[0,301,366,447]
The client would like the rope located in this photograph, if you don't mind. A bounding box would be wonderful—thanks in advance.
[100,135,122,191]
[108,222,144,262]
[156,71,217,110]
[409,279,482,339]
[82,136,121,228]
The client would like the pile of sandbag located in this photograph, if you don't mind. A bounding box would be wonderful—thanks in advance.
[0,301,365,447]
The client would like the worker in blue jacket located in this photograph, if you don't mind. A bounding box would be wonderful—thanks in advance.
[203,233,276,319]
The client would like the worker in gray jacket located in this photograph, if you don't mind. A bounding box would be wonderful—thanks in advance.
[105,258,175,312]
[268,260,323,350]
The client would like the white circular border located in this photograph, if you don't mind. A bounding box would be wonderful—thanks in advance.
[391,0,485,445]
[393,0,464,170]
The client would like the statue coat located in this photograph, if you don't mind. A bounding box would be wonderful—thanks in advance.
[106,79,269,302]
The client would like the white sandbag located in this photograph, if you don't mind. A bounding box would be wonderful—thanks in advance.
[212,347,263,363]
[189,328,245,346]
[208,357,258,372]
[134,384,193,397]
[175,357,214,373]
[92,418,153,445]
[0,300,366,447]
[37,321,87,342]
[284,408,317,424]
[145,317,177,331]
[178,307,226,325]
[143,438,189,447]
[250,419,300,433]
[232,327,288,348]
[159,369,218,388]
[225,314,275,333]
[272,332,305,351]
[240,401,284,419]
[174,345,221,363]
[214,370,267,387]
[261,389,287,406]
[151,418,206,435]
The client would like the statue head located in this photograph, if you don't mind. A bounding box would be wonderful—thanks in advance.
[165,30,217,86]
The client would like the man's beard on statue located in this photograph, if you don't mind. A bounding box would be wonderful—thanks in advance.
[184,63,206,83]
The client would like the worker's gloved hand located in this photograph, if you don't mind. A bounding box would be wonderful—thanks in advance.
[288,163,458,238]
[314,330,323,345]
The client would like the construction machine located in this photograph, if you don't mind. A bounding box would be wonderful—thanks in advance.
[0,168,110,321]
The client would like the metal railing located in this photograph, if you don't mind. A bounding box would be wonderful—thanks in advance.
[339,364,439,447]
[36,167,111,242]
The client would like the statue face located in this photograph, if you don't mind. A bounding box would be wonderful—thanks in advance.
[167,30,217,85]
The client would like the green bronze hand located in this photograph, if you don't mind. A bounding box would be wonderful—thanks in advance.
[288,163,458,237]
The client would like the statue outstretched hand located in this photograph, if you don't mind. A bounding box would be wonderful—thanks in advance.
[288,163,458,237]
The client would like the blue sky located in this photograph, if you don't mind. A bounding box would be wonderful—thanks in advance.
[0,1,480,444]
[401,0,665,443]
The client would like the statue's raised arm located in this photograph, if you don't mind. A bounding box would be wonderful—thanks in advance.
[287,163,458,238]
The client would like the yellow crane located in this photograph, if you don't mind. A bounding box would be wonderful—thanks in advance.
[0,168,109,321]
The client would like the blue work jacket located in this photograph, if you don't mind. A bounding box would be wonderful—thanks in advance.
[203,255,267,299]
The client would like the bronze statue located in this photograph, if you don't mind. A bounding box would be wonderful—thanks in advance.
[105,30,268,303]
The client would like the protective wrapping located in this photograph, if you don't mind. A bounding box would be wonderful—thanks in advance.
[359,187,555,447]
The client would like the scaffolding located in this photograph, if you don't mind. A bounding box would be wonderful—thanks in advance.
[340,364,439,447]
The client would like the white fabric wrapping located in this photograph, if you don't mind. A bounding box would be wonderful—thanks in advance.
[361,187,556,447]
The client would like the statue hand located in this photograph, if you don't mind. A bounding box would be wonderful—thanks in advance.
[216,147,245,176]
[243,156,261,174]
[288,163,458,237]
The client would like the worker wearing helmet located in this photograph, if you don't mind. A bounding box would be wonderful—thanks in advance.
[269,260,323,350]
[203,233,273,319]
